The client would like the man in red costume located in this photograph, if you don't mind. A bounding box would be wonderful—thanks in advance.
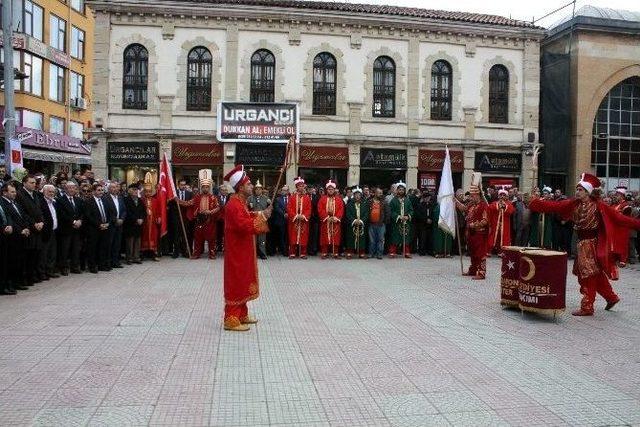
[611,186,633,267]
[456,184,489,280]
[318,180,344,259]
[222,165,271,332]
[287,177,311,259]
[530,173,640,316]
[188,169,221,260]
[140,173,161,261]
[488,188,515,254]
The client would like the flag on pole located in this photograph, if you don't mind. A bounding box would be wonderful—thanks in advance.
[158,152,177,237]
[9,137,23,173]
[437,146,456,239]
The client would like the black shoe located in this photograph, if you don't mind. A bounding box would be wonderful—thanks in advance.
[259,255,267,260]
[89,268,99,274]
[61,270,69,276]
[48,273,60,279]
[99,267,112,272]
[16,286,29,290]
[171,253,179,259]
[1,289,17,295]
[112,264,123,269]
[71,268,82,274]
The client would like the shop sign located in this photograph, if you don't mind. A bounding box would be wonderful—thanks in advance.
[360,148,407,169]
[172,142,223,166]
[418,149,464,172]
[217,102,299,143]
[108,142,159,164]
[419,172,437,190]
[298,146,349,168]
[0,31,71,68]
[235,143,286,166]
[16,126,91,155]
[474,152,522,174]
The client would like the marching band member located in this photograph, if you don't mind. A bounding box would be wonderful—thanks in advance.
[345,187,369,259]
[488,188,515,254]
[456,182,489,279]
[318,180,344,259]
[389,181,413,258]
[188,170,221,260]
[286,177,311,259]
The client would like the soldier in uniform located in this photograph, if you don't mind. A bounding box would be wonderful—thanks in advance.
[248,180,270,260]
[188,170,221,260]
[456,182,489,280]
[389,181,414,258]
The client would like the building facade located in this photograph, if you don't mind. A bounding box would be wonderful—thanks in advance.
[542,6,640,192]
[87,0,544,191]
[1,0,94,175]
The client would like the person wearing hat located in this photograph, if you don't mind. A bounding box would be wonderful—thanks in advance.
[272,185,290,256]
[529,186,554,249]
[388,181,414,258]
[318,179,345,259]
[345,187,369,259]
[286,177,311,259]
[488,188,515,255]
[222,165,272,332]
[248,180,270,260]
[456,183,489,279]
[187,170,221,260]
[530,173,640,316]
[611,186,633,267]
[140,173,161,261]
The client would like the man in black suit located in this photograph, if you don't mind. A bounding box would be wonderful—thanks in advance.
[16,174,45,284]
[171,179,193,258]
[39,185,60,278]
[308,186,321,256]
[216,184,229,252]
[0,195,15,295]
[57,181,84,275]
[104,182,127,268]
[273,185,290,256]
[1,182,30,292]
[84,183,112,273]
[123,184,145,264]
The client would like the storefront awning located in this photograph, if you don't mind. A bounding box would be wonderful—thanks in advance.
[22,148,92,165]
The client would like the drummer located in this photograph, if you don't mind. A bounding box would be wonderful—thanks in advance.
[529,173,640,316]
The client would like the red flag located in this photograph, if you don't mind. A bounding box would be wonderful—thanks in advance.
[158,152,177,237]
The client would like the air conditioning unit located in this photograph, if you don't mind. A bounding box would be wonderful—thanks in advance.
[72,97,87,110]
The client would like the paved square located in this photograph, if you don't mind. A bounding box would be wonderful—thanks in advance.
[0,256,638,426]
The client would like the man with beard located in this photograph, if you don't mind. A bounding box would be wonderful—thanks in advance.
[188,170,221,260]
[389,181,413,258]
[345,187,369,259]
[456,183,489,280]
[248,180,271,260]
[222,165,272,332]
[318,180,344,259]
[488,189,515,255]
[287,177,311,259]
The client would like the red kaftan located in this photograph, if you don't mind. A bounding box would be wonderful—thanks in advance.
[464,200,489,277]
[188,194,220,257]
[223,194,269,323]
[286,193,312,247]
[488,201,515,249]
[318,195,344,248]
[141,195,160,252]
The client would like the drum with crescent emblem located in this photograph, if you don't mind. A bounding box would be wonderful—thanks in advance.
[518,250,567,314]
[500,246,526,307]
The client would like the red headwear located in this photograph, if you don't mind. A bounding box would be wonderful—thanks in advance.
[577,173,600,194]
[224,164,251,191]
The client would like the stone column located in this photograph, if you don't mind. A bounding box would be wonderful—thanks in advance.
[407,144,418,189]
[91,133,109,179]
[224,25,239,101]
[522,39,540,193]
[348,142,361,187]
[463,149,475,191]
[92,11,110,130]
[158,96,175,130]
[348,102,363,136]
[463,107,477,140]
[406,36,420,138]
[158,138,172,158]
[223,143,235,180]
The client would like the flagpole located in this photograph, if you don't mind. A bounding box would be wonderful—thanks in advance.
[270,136,294,206]
[163,152,191,258]
[454,201,464,275]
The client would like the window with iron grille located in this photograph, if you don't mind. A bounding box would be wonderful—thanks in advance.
[489,65,509,124]
[313,52,337,115]
[123,44,148,110]
[250,49,275,103]
[372,56,395,118]
[187,46,212,111]
[430,60,452,120]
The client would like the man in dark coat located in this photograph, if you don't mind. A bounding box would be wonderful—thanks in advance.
[273,185,290,256]
[39,185,60,278]
[57,181,84,275]
[1,182,31,292]
[84,183,112,273]
[171,179,193,258]
[104,182,127,268]
[0,195,15,294]
[123,184,145,264]
[16,175,45,284]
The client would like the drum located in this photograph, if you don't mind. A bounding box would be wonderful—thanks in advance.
[518,250,567,315]
[500,246,526,307]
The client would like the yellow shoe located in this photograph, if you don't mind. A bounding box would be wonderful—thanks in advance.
[224,317,251,332]
[241,316,258,324]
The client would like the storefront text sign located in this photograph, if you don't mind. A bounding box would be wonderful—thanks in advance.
[474,152,522,174]
[418,150,464,172]
[217,102,299,143]
[16,127,91,155]
[298,146,349,168]
[360,148,407,169]
[108,142,159,164]
[172,143,223,165]
[235,143,286,166]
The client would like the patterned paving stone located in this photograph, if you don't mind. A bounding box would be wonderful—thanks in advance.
[0,256,638,426]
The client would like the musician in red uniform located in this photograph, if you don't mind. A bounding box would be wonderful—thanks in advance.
[456,184,489,280]
[530,173,640,316]
[611,186,633,267]
[140,173,161,261]
[286,177,311,259]
[488,189,515,254]
[188,169,221,260]
[318,180,345,259]
[222,165,271,331]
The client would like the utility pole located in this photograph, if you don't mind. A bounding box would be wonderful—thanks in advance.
[3,0,16,174]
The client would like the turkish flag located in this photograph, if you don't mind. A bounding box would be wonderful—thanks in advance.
[158,152,177,237]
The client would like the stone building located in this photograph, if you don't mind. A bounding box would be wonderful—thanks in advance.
[86,0,544,191]
[542,6,640,192]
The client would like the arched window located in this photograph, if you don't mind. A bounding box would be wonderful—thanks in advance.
[489,65,509,123]
[313,52,337,115]
[123,44,148,110]
[187,46,212,111]
[591,77,640,182]
[250,49,275,103]
[430,60,452,120]
[373,56,395,118]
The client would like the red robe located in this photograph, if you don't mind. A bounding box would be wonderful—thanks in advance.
[223,193,269,323]
[488,200,515,249]
[286,193,312,247]
[188,194,220,256]
[464,200,489,277]
[141,195,160,251]
[613,201,632,264]
[318,195,345,248]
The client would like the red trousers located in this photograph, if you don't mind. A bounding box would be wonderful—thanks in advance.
[224,303,248,325]
[578,272,619,313]
[193,221,216,257]
[388,244,411,256]
[289,245,307,257]
[467,232,488,278]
